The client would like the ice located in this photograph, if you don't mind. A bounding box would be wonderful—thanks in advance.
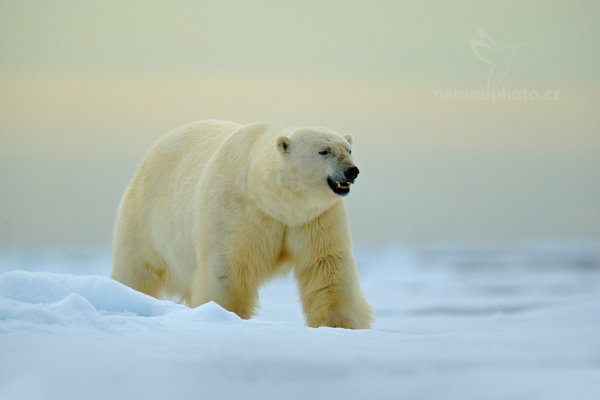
[1,245,600,400]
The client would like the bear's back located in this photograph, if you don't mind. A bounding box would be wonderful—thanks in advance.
[153,119,242,160]
[135,120,242,192]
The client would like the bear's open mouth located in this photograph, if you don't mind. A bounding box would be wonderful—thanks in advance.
[327,177,352,196]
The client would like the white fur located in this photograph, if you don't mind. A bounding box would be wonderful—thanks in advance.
[111,120,372,328]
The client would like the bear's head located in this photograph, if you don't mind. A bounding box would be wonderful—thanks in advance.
[276,127,359,198]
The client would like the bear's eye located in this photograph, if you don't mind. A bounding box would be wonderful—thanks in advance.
[318,148,331,156]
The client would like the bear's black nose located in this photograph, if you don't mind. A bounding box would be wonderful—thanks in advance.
[344,166,360,182]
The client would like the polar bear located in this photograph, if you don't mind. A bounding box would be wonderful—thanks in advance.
[111,120,372,329]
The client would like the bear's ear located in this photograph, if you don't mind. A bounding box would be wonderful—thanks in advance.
[277,136,291,155]
[344,134,353,145]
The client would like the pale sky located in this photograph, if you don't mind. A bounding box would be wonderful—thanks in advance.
[1,1,599,249]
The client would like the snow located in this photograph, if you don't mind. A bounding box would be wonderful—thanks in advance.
[1,245,600,400]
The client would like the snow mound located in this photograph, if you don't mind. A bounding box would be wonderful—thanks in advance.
[185,300,240,322]
[0,270,238,328]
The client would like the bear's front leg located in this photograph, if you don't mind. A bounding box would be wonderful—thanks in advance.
[295,254,372,329]
[190,208,286,319]
[288,204,373,329]
[191,249,260,319]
